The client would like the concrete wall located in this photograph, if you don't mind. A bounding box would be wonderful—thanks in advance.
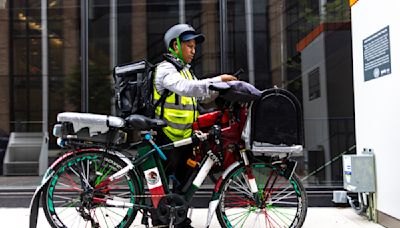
[301,27,355,184]
[325,30,355,181]
[268,0,287,87]
[351,0,400,221]
[301,34,331,183]
[132,0,147,60]
[62,0,79,111]
[201,0,219,76]
[0,5,9,133]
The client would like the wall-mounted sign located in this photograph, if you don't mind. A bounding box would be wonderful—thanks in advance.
[363,26,391,81]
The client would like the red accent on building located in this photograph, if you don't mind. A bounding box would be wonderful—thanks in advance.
[296,22,351,52]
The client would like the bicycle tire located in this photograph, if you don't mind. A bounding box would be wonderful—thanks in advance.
[42,149,141,228]
[216,162,308,228]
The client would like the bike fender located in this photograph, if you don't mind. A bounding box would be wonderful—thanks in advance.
[206,161,241,227]
[30,149,82,227]
[206,199,219,228]
[29,168,55,228]
[29,187,40,228]
[214,161,241,193]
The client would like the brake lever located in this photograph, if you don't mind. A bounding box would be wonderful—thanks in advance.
[233,68,244,79]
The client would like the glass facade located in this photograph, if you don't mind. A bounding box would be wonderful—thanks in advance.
[0,0,355,187]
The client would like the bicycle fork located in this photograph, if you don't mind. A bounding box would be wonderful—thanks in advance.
[240,150,263,207]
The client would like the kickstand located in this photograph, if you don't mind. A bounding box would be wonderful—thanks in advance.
[169,208,175,228]
[141,210,150,228]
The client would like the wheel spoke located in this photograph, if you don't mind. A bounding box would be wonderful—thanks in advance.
[224,193,256,207]
[43,152,139,228]
[217,163,307,228]
[229,178,253,197]
[68,166,91,189]
[59,171,83,192]
[269,206,296,224]
[263,208,285,228]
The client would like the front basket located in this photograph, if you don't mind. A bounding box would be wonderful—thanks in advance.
[242,87,304,154]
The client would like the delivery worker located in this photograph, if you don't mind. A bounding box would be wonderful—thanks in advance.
[152,23,237,227]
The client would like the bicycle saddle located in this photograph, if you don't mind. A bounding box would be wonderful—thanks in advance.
[125,114,167,130]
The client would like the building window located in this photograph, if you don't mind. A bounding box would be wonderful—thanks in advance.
[308,67,320,101]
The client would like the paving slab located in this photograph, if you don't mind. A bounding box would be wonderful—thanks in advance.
[0,207,384,228]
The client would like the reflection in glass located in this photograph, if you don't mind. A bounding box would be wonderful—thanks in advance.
[3,0,356,187]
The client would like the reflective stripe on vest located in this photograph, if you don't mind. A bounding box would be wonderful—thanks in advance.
[154,69,199,141]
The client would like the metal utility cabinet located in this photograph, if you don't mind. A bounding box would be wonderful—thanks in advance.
[342,153,376,193]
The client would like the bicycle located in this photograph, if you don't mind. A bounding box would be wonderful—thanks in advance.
[29,85,308,228]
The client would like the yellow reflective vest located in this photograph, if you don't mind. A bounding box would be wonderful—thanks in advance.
[153,68,199,142]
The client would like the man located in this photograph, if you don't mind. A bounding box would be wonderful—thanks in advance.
[152,24,236,227]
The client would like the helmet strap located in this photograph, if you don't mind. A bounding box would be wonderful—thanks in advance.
[168,37,186,64]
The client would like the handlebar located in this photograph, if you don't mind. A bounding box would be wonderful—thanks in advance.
[172,130,209,148]
[143,130,209,161]
[143,129,211,161]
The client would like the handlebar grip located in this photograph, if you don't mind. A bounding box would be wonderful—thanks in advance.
[173,137,193,148]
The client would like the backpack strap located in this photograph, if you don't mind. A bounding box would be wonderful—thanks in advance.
[153,89,170,119]
[154,54,188,119]
[163,53,184,71]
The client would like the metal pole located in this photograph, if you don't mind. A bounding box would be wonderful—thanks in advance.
[110,0,117,68]
[219,0,227,73]
[41,0,48,132]
[245,0,255,85]
[279,1,286,87]
[81,0,89,112]
[319,0,327,22]
[110,0,117,115]
[179,0,185,23]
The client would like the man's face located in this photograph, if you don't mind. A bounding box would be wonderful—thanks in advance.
[173,39,196,63]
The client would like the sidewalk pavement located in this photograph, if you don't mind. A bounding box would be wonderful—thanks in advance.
[0,207,384,228]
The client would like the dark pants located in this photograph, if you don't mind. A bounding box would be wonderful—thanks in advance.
[151,131,194,227]
[155,130,194,191]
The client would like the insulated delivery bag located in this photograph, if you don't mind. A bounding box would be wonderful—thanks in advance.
[113,60,158,118]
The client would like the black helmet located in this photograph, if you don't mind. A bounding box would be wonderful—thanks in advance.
[163,24,205,50]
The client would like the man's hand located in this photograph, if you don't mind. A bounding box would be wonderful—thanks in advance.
[220,74,237,82]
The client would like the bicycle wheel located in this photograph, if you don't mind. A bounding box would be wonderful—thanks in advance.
[42,150,141,228]
[216,162,307,228]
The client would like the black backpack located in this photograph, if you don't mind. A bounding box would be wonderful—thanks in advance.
[113,60,168,118]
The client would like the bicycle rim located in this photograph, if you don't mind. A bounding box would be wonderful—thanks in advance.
[217,162,307,228]
[42,151,139,228]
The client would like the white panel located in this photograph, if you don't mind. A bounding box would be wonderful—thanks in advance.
[351,0,400,219]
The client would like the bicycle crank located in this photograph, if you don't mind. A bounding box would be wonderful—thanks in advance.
[156,194,188,226]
